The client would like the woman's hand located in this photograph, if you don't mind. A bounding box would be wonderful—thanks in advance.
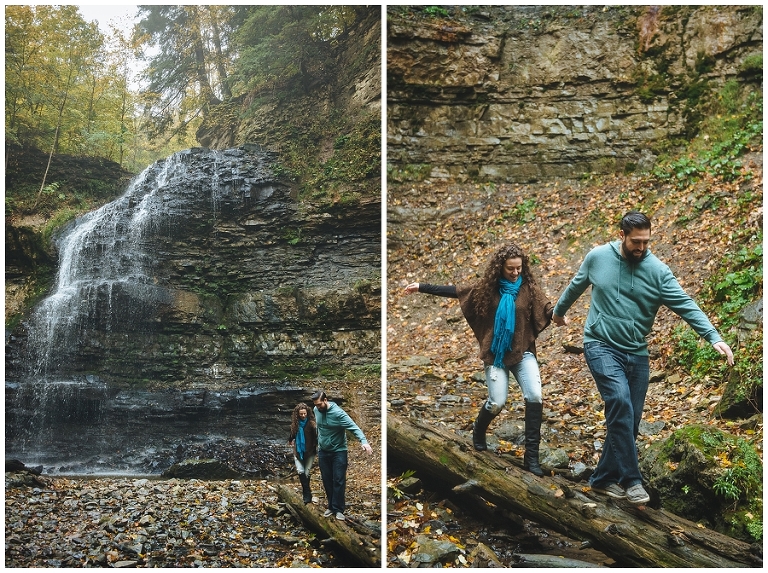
[403,282,420,294]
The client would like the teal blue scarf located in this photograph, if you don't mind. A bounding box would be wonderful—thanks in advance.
[490,276,522,368]
[296,419,307,460]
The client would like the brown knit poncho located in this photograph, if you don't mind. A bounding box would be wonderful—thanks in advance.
[456,282,553,367]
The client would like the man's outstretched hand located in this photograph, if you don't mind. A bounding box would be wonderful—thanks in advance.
[713,341,734,366]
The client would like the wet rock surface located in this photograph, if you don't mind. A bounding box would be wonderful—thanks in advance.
[5,475,353,568]
[6,146,381,387]
[5,385,309,475]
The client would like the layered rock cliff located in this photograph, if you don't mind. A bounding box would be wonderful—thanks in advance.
[6,10,382,389]
[388,5,762,182]
[6,148,380,388]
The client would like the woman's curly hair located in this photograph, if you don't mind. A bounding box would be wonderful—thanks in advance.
[473,243,536,318]
[290,402,316,437]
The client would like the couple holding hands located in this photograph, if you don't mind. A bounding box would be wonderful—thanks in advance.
[404,211,733,505]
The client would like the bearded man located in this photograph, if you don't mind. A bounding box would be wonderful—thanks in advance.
[552,211,733,504]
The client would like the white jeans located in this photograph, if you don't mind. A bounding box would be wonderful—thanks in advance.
[294,454,315,476]
[483,351,542,415]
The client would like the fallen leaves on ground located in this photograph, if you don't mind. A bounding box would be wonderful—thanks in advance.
[5,477,326,567]
[386,155,762,566]
[6,381,382,568]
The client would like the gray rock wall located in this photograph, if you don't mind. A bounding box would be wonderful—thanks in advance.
[387,5,762,182]
[6,148,380,388]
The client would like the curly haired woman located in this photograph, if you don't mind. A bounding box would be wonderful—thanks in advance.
[404,243,558,476]
[288,402,318,503]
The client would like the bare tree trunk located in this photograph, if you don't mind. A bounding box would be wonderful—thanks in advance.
[34,76,71,208]
[34,42,77,208]
[186,5,218,115]
[207,7,232,100]
[388,414,761,568]
[276,483,380,567]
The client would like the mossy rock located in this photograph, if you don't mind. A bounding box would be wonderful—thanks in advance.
[639,424,762,543]
[714,365,763,419]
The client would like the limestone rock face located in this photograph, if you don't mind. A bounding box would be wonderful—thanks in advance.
[6,147,380,388]
[387,5,762,182]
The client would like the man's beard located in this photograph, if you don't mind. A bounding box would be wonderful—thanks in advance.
[622,242,646,264]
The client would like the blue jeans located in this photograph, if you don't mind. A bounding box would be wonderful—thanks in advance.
[584,341,650,489]
[294,454,315,477]
[483,351,542,415]
[318,449,348,513]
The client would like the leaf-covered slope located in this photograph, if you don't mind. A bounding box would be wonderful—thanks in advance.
[387,153,762,465]
[386,154,762,563]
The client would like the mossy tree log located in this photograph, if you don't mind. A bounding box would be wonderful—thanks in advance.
[276,483,380,567]
[388,414,761,568]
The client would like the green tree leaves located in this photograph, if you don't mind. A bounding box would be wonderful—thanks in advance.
[5,6,140,169]
[233,6,363,96]
[136,5,241,141]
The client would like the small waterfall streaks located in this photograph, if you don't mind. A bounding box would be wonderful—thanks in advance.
[6,147,289,473]
[27,153,185,378]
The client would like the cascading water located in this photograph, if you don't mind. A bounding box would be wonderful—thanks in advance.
[6,147,305,475]
[28,153,184,378]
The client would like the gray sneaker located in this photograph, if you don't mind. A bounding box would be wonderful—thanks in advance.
[335,512,346,521]
[625,484,650,504]
[323,509,333,517]
[591,483,626,499]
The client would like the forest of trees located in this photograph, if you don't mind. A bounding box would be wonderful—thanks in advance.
[5,5,373,173]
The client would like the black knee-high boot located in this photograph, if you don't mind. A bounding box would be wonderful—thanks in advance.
[523,401,544,476]
[299,473,312,503]
[473,406,496,451]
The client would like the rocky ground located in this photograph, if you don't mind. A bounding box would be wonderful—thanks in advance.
[6,381,382,568]
[385,164,762,566]
[5,444,380,568]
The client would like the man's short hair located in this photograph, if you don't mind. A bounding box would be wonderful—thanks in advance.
[620,211,651,234]
[311,390,326,402]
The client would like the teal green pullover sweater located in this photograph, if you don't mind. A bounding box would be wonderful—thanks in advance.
[314,402,369,452]
[553,241,722,355]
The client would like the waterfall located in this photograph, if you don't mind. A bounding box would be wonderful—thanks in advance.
[27,153,183,378]
[21,147,262,379]
[5,147,297,474]
[7,145,282,386]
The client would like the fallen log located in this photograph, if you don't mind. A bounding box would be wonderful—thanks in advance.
[512,553,604,567]
[388,414,761,568]
[276,483,380,567]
